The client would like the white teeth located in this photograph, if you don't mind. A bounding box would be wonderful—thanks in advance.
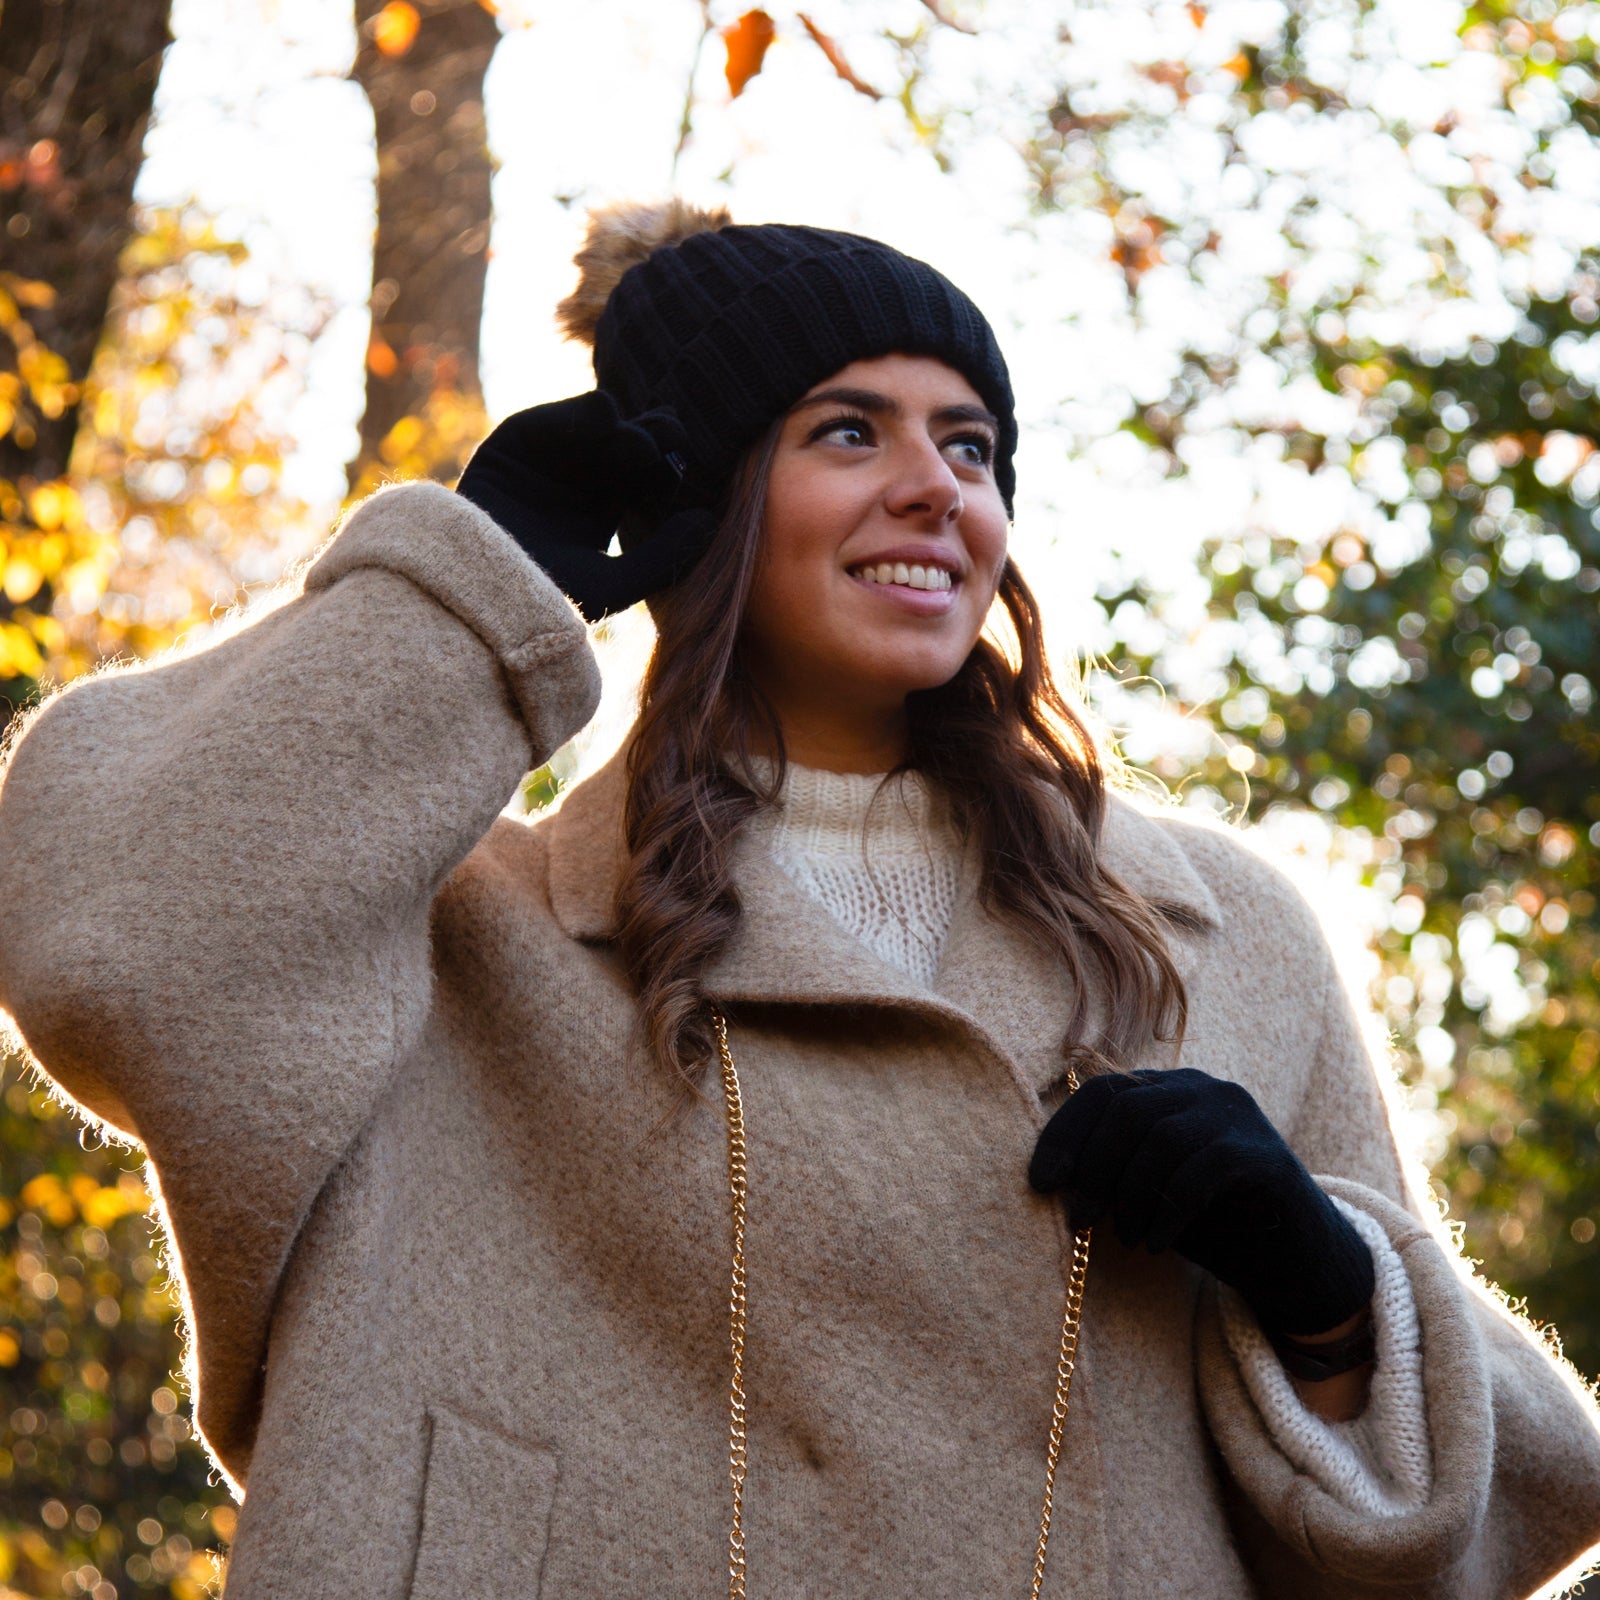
[851,563,954,589]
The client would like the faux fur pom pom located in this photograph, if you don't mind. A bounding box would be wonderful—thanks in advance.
[555,197,733,347]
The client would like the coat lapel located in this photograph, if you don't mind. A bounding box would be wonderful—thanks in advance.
[543,737,932,1008]
[542,736,1222,1106]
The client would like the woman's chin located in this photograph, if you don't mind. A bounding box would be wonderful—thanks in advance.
[844,654,971,702]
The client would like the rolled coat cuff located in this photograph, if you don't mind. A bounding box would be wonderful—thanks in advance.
[1220,1197,1430,1515]
[301,480,601,759]
[1196,1176,1493,1583]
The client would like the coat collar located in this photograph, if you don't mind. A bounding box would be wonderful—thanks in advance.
[541,736,1221,1100]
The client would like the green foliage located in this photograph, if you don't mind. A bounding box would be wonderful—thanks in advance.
[1035,0,1600,1368]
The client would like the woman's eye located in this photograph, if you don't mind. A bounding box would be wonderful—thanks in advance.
[944,433,995,468]
[814,414,873,447]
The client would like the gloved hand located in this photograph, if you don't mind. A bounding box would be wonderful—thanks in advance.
[455,389,718,622]
[1028,1067,1374,1338]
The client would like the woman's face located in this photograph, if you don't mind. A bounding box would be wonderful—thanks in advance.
[742,353,1010,717]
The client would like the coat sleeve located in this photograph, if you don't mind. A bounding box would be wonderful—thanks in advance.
[1194,903,1600,1599]
[0,478,600,1479]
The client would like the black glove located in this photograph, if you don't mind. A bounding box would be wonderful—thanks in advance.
[1028,1067,1374,1337]
[454,389,718,622]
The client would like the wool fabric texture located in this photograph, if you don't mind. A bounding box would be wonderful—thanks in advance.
[2,480,1599,1598]
[761,756,1436,1520]
[746,760,963,988]
[591,221,1020,517]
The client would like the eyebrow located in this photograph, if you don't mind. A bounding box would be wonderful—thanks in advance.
[788,386,999,431]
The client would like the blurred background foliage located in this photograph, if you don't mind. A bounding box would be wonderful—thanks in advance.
[2,0,1599,1594]
[1047,0,1600,1372]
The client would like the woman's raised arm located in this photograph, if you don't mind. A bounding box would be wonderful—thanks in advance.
[0,480,599,1469]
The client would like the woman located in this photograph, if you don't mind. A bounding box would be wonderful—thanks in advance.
[1,199,1597,1599]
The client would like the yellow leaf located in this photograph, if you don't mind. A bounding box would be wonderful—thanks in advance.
[380,414,427,464]
[373,0,421,57]
[19,1172,66,1208]
[0,618,46,677]
[83,1183,147,1228]
[27,481,81,532]
[3,557,42,603]
[722,10,776,99]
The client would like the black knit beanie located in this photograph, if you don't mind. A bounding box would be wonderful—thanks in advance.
[556,199,1018,530]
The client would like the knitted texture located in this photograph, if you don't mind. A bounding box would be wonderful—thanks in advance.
[1220,1197,1433,1517]
[591,222,1019,517]
[745,761,963,988]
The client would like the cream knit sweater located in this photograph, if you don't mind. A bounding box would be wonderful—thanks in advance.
[756,759,1433,1516]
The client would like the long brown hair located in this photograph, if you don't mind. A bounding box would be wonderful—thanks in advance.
[613,421,1207,1089]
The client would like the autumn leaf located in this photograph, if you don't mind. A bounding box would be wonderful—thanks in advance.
[372,1,422,58]
[5,274,57,310]
[797,14,882,100]
[723,10,776,100]
[367,334,400,378]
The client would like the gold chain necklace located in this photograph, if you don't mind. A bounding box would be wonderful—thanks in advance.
[708,1006,1092,1600]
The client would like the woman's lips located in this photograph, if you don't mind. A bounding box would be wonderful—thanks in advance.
[846,570,959,615]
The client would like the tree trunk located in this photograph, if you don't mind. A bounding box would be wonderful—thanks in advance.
[0,0,173,486]
[350,0,498,490]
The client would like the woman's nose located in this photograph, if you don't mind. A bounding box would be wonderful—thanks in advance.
[885,440,963,523]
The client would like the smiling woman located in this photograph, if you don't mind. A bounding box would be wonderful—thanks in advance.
[743,357,1010,772]
[1,199,1599,1600]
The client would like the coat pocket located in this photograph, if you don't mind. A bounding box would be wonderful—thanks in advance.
[407,1402,559,1600]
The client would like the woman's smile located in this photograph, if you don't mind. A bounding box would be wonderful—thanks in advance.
[842,540,964,614]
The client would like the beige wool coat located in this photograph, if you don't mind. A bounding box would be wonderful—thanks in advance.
[2,479,1600,1599]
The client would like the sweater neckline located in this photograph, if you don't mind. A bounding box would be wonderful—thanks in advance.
[743,757,955,861]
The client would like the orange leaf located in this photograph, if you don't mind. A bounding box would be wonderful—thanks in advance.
[797,14,882,100]
[367,334,399,378]
[8,276,56,309]
[373,1,421,57]
[722,10,776,99]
